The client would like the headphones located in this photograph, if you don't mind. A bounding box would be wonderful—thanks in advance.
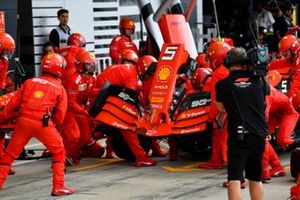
[223,47,248,68]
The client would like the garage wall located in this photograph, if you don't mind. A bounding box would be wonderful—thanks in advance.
[31,0,143,74]
[30,0,203,75]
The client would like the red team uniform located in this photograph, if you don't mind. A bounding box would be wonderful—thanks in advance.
[199,40,232,169]
[0,53,74,196]
[109,17,139,64]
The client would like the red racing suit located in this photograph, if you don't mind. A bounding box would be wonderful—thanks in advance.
[265,86,298,146]
[109,35,138,64]
[95,64,140,91]
[0,57,9,90]
[262,87,298,179]
[59,45,83,85]
[140,76,153,108]
[95,64,147,160]
[269,53,300,97]
[60,72,99,161]
[205,64,229,167]
[262,141,283,178]
[0,74,67,190]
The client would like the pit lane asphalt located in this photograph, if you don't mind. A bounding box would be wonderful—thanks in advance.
[0,140,295,200]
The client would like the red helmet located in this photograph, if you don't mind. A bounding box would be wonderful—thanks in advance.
[119,17,135,35]
[67,33,86,48]
[75,51,96,74]
[41,53,66,78]
[279,34,300,54]
[120,49,139,64]
[195,53,210,68]
[210,37,234,47]
[0,32,15,58]
[138,55,157,77]
[192,67,212,89]
[207,40,232,69]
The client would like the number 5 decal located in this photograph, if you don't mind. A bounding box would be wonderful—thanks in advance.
[161,46,178,61]
[281,80,288,94]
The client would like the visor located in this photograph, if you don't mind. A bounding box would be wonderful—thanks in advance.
[2,50,15,59]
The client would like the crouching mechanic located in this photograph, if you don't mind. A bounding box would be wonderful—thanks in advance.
[60,50,104,166]
[0,53,74,196]
[216,47,268,200]
[95,49,156,167]
[262,86,299,181]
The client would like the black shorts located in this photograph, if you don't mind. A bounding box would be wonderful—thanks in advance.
[227,133,266,182]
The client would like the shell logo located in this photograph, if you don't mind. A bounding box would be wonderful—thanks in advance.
[157,66,171,81]
[89,53,95,59]
[269,74,275,81]
[33,90,44,99]
[46,54,53,59]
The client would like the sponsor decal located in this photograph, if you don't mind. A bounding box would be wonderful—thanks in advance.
[112,122,128,129]
[180,127,200,134]
[157,65,171,81]
[78,83,87,91]
[151,91,166,96]
[33,90,44,99]
[235,78,250,83]
[32,78,57,87]
[122,105,136,115]
[0,12,5,32]
[154,85,168,90]
[89,53,95,59]
[151,97,164,103]
[46,54,53,59]
[151,104,163,109]
[161,46,178,61]
[191,99,210,107]
[118,92,134,102]
[186,111,206,118]
[150,110,157,124]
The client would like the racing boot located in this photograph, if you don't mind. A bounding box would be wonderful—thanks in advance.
[262,169,271,183]
[269,165,286,177]
[199,162,222,169]
[290,185,300,200]
[52,186,75,196]
[66,156,80,166]
[0,165,10,189]
[199,130,223,169]
[80,140,105,158]
[268,142,286,177]
[8,167,15,175]
[52,153,75,196]
[42,149,53,158]
[105,136,115,159]
[121,130,156,166]
[151,139,166,157]
[288,195,299,200]
[222,180,246,189]
[134,157,157,167]
[168,137,178,161]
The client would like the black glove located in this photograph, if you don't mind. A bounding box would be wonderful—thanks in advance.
[206,121,213,135]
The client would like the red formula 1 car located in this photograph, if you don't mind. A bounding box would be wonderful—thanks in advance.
[89,8,212,160]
